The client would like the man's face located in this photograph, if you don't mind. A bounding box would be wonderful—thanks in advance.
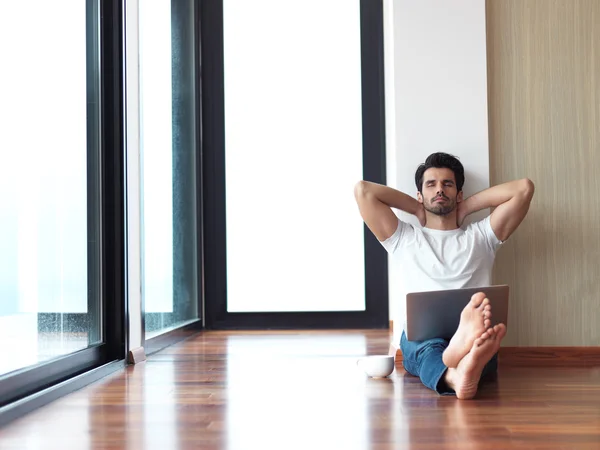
[418,167,462,216]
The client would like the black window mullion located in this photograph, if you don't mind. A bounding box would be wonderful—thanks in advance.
[101,0,126,358]
[359,0,389,329]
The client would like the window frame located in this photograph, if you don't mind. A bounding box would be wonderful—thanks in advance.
[141,0,204,355]
[200,0,389,329]
[0,0,126,412]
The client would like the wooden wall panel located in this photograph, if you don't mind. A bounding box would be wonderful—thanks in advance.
[486,0,600,346]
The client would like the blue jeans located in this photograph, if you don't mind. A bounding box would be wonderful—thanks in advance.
[400,331,498,395]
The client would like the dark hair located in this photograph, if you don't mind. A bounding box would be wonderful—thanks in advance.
[415,152,465,192]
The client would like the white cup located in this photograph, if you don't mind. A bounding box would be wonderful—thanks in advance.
[356,355,395,378]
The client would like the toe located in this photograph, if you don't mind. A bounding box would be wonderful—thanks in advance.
[484,318,491,329]
[470,292,486,308]
[494,323,507,339]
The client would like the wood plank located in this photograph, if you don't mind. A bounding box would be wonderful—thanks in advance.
[1,329,599,449]
[500,347,600,367]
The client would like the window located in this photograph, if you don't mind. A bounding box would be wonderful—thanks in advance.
[139,0,200,340]
[0,0,125,408]
[201,0,388,328]
[223,0,366,313]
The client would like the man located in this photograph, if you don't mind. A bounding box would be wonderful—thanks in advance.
[354,152,534,399]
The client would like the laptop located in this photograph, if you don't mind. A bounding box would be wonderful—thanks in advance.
[405,285,509,341]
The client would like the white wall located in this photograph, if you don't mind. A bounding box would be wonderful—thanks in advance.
[384,0,490,344]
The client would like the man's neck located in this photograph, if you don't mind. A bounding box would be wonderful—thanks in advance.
[424,212,459,230]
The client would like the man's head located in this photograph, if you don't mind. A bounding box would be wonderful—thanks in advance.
[415,153,465,216]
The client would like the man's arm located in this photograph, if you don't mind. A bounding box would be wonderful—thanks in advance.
[354,181,424,242]
[459,178,535,242]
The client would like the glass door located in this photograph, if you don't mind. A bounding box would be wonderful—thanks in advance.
[0,0,125,408]
[139,0,201,341]
[201,0,388,328]
[223,0,365,313]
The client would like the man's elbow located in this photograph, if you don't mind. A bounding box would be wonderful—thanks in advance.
[354,180,369,200]
[520,178,535,200]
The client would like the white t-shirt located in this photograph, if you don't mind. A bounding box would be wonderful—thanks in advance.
[381,215,503,335]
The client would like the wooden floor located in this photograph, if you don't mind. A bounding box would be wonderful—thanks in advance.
[1,330,599,449]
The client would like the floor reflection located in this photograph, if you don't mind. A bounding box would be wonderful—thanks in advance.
[225,332,371,450]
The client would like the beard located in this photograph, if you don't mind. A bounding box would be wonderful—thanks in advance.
[424,195,457,216]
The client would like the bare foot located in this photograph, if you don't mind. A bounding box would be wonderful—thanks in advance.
[445,323,507,400]
[442,292,492,368]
